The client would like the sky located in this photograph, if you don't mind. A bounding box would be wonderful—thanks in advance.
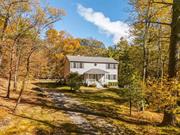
[44,0,133,46]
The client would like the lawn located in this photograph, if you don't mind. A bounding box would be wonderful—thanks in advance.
[0,79,179,135]
[33,80,180,135]
[61,88,180,135]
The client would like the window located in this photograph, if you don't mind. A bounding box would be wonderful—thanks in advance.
[70,62,84,68]
[107,74,117,80]
[106,64,117,69]
[89,74,95,79]
[70,62,74,68]
[94,63,97,66]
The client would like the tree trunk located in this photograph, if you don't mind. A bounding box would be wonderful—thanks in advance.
[129,97,132,116]
[140,0,151,112]
[162,0,180,126]
[161,110,176,126]
[14,49,35,111]
[0,49,2,67]
[6,47,14,98]
[14,63,29,111]
[157,24,163,79]
[14,81,24,111]
[140,100,145,112]
[168,0,180,78]
[13,52,21,91]
[142,0,151,83]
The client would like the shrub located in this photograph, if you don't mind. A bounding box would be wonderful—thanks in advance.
[67,72,83,91]
[108,82,118,86]
[89,83,96,87]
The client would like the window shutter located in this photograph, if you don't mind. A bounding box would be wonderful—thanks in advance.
[80,63,84,68]
[114,75,115,79]
[70,62,73,68]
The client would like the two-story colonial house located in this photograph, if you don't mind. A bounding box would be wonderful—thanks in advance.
[64,55,118,88]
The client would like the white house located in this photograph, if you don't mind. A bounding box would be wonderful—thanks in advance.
[64,55,118,88]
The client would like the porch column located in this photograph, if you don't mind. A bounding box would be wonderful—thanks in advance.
[87,74,89,85]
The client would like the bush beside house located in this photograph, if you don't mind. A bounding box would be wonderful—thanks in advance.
[67,72,83,91]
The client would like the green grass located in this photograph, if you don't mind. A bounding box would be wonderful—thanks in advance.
[14,80,179,135]
[52,85,180,135]
[56,86,101,91]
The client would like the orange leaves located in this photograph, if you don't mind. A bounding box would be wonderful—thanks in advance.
[46,29,80,57]
[63,38,80,54]
[46,29,59,44]
[48,7,66,17]
[146,78,179,110]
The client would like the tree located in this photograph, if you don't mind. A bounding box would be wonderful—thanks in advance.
[117,40,144,113]
[118,42,133,87]
[129,0,180,126]
[45,29,80,79]
[163,0,180,126]
[130,0,171,80]
[74,38,107,57]
[146,77,179,126]
[79,38,105,48]
[14,43,39,111]
[168,0,180,78]
[2,1,66,98]
[67,72,82,91]
[106,46,118,59]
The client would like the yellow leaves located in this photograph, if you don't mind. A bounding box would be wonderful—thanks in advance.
[146,78,179,110]
[63,38,80,54]
[34,4,66,26]
[17,1,31,12]
[48,7,66,17]
[46,29,80,59]
[46,29,59,44]
[55,53,64,60]
[35,7,46,24]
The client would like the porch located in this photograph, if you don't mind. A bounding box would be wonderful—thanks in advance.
[83,69,108,87]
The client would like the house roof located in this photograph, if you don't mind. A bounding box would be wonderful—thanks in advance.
[66,55,118,64]
[84,68,108,74]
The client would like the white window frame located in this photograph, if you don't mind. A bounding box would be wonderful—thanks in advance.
[107,74,117,80]
[70,62,84,68]
[106,64,117,69]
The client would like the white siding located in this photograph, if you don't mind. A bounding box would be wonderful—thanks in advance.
[70,62,118,83]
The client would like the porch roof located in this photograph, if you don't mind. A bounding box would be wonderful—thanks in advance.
[84,68,108,74]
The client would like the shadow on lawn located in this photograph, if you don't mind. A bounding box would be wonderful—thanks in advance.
[31,83,155,126]
[0,83,155,133]
[24,87,153,126]
[70,91,127,104]
[13,113,91,135]
[33,82,126,104]
[32,82,62,89]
